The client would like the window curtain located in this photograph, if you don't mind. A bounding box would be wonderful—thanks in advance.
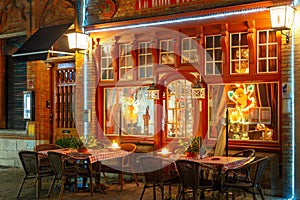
[255,83,278,140]
[208,85,231,156]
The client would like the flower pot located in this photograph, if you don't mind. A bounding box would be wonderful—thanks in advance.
[185,152,197,157]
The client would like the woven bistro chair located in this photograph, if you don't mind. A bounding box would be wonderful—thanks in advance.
[138,155,180,200]
[47,151,79,200]
[16,150,54,199]
[101,143,139,191]
[175,159,217,200]
[33,144,63,168]
[224,156,269,200]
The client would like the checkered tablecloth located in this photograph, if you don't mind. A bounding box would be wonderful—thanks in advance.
[42,148,131,164]
[194,156,252,173]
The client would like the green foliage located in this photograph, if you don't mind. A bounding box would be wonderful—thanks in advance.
[55,137,85,150]
[178,136,202,153]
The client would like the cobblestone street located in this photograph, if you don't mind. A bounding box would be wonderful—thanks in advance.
[0,167,285,200]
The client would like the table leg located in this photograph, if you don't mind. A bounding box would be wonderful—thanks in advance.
[87,161,93,196]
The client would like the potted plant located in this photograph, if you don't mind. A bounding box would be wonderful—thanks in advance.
[55,137,87,152]
[177,136,204,157]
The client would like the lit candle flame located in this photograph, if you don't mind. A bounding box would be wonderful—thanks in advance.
[161,148,169,154]
[111,140,119,148]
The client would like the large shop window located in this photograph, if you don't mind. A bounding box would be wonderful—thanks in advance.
[208,82,279,142]
[257,30,278,73]
[205,35,222,75]
[166,80,195,138]
[104,87,154,136]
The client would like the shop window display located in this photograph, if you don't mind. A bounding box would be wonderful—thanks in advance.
[208,82,279,142]
[104,87,154,136]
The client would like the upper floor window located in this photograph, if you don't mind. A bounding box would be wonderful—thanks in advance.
[101,44,114,80]
[119,44,133,80]
[138,42,153,79]
[160,39,175,65]
[257,30,278,73]
[205,35,222,75]
[230,33,249,74]
[181,37,198,64]
[166,80,194,138]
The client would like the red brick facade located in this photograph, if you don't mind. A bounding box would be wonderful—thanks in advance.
[0,0,298,198]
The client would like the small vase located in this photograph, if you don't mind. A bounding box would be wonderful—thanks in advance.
[185,152,197,157]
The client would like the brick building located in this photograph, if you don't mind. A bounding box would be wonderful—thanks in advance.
[0,0,299,198]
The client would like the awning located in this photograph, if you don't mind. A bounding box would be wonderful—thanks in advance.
[12,23,75,61]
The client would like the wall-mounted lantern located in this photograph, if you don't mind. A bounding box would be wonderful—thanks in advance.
[192,76,205,99]
[270,5,295,43]
[67,32,89,50]
[270,5,295,30]
[147,83,160,100]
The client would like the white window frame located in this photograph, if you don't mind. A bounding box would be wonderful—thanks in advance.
[205,35,222,75]
[257,30,278,73]
[119,43,133,80]
[160,39,175,64]
[101,44,114,80]
[230,32,249,74]
[138,42,153,79]
[181,37,198,64]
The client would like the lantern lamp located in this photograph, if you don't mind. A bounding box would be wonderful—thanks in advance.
[192,76,206,99]
[147,83,159,100]
[270,5,295,30]
[67,32,89,50]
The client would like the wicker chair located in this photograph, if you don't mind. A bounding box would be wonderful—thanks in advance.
[226,149,256,182]
[33,144,63,168]
[47,151,79,200]
[138,156,180,200]
[101,143,139,191]
[175,159,217,200]
[16,150,53,198]
[33,143,62,152]
[224,156,269,200]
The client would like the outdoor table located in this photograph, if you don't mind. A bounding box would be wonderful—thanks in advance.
[40,148,131,196]
[193,156,254,199]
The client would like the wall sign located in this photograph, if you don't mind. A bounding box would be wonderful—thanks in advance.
[100,0,116,19]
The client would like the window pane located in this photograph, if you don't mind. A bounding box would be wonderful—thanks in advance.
[208,83,279,142]
[166,80,195,138]
[104,87,155,136]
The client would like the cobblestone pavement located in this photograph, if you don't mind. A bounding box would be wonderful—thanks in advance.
[0,167,285,200]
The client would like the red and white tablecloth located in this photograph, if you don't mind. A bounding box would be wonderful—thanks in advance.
[41,148,131,164]
[193,156,252,173]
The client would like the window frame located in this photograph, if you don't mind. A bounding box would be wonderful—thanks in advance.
[205,34,223,75]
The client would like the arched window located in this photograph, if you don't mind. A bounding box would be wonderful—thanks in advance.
[165,80,195,138]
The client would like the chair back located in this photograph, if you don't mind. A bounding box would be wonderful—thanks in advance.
[232,149,255,158]
[34,144,62,152]
[138,156,174,182]
[175,159,200,188]
[47,151,64,176]
[120,143,137,152]
[18,150,39,175]
[252,156,269,185]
